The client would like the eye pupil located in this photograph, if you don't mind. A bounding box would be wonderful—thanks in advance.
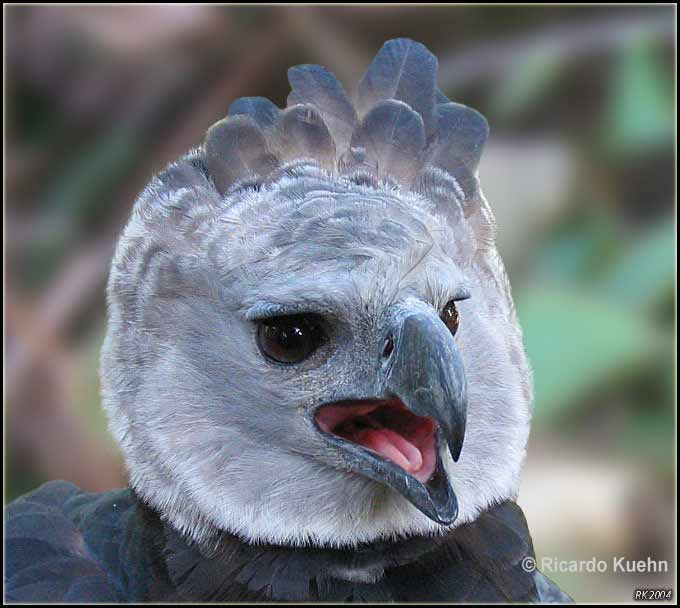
[441,300,460,335]
[257,314,325,364]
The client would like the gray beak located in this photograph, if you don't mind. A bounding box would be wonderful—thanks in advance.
[314,309,467,526]
[382,310,467,524]
[385,311,467,463]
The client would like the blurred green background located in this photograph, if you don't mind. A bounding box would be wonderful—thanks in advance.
[5,5,676,602]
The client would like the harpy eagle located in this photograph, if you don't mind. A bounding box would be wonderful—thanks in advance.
[6,38,572,603]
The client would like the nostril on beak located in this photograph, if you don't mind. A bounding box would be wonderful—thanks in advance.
[382,335,395,360]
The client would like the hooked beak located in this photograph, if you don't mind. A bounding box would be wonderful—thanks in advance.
[314,311,467,525]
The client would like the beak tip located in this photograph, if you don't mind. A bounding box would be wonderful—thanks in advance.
[442,427,465,463]
[430,497,459,526]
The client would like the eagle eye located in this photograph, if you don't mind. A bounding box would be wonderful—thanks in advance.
[256,314,326,364]
[440,299,460,336]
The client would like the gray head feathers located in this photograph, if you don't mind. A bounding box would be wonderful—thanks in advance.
[200,38,489,238]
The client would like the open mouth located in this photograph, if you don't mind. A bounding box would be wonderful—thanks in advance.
[315,398,438,483]
[310,312,466,525]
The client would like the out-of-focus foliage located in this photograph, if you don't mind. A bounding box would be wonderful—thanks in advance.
[4,5,675,602]
[606,37,674,154]
[518,284,664,420]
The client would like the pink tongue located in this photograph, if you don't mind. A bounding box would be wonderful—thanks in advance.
[357,428,424,473]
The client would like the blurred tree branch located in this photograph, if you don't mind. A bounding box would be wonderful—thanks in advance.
[438,11,674,91]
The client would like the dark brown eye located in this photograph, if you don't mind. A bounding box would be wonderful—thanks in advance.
[440,300,460,336]
[256,314,326,364]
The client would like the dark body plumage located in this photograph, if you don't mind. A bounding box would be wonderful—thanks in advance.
[5,481,570,602]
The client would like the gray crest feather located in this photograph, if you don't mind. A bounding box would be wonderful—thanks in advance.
[228,97,280,129]
[436,88,450,105]
[196,38,493,245]
[345,99,426,183]
[357,38,437,140]
[431,102,489,174]
[204,115,279,194]
[155,154,212,192]
[276,104,336,170]
[287,64,358,149]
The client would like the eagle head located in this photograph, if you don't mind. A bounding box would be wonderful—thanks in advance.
[101,39,532,547]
